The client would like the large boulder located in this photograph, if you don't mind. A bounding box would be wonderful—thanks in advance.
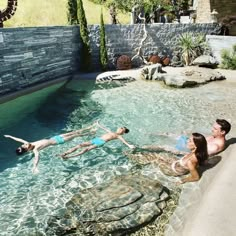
[143,66,226,88]
[192,55,219,68]
[46,174,169,236]
[140,63,167,80]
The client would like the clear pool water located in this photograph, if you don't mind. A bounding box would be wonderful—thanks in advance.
[0,78,236,235]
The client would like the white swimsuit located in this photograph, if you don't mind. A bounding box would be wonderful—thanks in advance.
[171,153,194,174]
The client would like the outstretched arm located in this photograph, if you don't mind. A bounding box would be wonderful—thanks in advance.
[118,136,135,149]
[4,135,28,144]
[32,149,40,174]
[96,121,111,133]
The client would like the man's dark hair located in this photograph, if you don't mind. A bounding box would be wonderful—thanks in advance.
[123,127,129,133]
[16,147,27,155]
[216,119,231,134]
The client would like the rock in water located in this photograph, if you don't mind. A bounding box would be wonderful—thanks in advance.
[46,173,169,235]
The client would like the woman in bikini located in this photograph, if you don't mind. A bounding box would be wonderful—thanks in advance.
[158,132,208,184]
[127,133,208,184]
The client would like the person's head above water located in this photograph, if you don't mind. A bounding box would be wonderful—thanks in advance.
[16,143,34,155]
[214,119,231,136]
[116,127,129,135]
[187,133,208,165]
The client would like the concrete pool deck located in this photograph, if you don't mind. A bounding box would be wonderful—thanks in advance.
[165,142,236,236]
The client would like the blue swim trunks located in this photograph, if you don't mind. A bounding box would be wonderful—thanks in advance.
[91,137,106,147]
[51,135,65,145]
[175,135,190,152]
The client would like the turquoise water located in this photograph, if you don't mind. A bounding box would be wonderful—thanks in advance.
[0,78,236,235]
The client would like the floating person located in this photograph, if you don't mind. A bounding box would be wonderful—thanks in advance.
[145,119,231,157]
[128,133,208,184]
[60,121,135,159]
[4,125,97,173]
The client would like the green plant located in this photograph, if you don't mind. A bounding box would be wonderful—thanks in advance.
[67,0,79,25]
[99,9,108,71]
[220,44,236,70]
[78,0,91,71]
[177,33,208,66]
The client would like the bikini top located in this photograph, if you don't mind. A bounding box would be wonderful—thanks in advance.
[171,152,195,174]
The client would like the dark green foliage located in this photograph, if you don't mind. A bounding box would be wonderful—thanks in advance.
[99,10,108,71]
[78,0,91,71]
[67,0,79,25]
[220,44,236,70]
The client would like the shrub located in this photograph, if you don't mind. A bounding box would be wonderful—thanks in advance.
[220,44,236,70]
[99,10,108,71]
[177,33,209,66]
[78,0,91,71]
[67,0,79,25]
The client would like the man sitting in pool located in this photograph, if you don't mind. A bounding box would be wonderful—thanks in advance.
[4,125,96,173]
[60,121,135,159]
[144,119,231,157]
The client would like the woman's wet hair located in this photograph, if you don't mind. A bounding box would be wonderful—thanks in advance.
[216,119,231,134]
[123,127,130,133]
[192,133,208,165]
[16,146,28,155]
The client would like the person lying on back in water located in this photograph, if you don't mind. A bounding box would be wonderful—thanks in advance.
[60,121,135,159]
[4,125,96,173]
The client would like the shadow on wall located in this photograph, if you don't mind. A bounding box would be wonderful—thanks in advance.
[198,137,236,178]
[198,155,222,178]
[225,137,236,149]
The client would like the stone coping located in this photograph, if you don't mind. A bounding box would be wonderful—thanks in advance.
[0,75,70,104]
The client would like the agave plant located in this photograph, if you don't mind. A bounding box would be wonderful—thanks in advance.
[177,33,209,66]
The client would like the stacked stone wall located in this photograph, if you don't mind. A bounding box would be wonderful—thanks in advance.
[0,26,81,95]
[0,24,220,97]
[94,23,220,69]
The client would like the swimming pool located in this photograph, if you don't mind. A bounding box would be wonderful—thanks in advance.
[0,77,236,235]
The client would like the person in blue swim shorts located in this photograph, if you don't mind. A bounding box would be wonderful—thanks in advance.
[4,124,97,173]
[61,121,135,159]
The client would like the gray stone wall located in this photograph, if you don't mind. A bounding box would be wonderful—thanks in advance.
[92,23,220,69]
[0,26,81,95]
[0,23,220,96]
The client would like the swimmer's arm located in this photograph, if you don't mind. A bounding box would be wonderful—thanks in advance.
[32,149,40,174]
[179,162,199,184]
[118,136,135,149]
[96,121,111,132]
[4,135,28,144]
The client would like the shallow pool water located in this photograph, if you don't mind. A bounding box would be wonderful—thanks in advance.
[0,78,236,235]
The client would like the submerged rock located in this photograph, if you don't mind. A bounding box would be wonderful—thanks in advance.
[46,174,169,236]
